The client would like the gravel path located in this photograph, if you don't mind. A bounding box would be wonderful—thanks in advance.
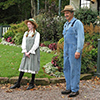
[0,79,100,100]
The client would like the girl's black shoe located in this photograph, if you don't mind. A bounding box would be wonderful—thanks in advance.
[10,82,20,89]
[26,84,34,90]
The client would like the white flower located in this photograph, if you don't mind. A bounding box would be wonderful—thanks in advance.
[43,62,64,77]
[1,38,21,47]
[40,47,52,53]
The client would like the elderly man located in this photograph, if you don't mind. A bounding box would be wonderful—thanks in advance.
[61,5,84,97]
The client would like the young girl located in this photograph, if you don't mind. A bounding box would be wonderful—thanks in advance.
[10,18,40,90]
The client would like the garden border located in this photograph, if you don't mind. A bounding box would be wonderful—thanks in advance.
[0,74,92,85]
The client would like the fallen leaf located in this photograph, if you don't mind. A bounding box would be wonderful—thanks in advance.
[1,86,6,89]
[68,96,73,99]
[86,80,90,82]
[96,77,99,80]
[49,85,51,88]
[6,89,12,93]
[56,83,59,86]
[27,83,29,86]
[80,80,82,82]
[61,96,64,98]
[84,96,86,98]
[16,88,21,91]
[83,83,86,85]
[92,86,96,88]
[32,88,38,91]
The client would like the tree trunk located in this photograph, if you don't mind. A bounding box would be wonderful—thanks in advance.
[31,0,37,17]
[45,0,47,11]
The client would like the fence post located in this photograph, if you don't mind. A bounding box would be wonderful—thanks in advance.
[95,39,100,77]
[0,26,3,38]
[37,0,39,15]
[58,0,61,16]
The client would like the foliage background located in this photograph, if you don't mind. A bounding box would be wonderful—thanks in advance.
[0,0,69,25]
[1,2,100,74]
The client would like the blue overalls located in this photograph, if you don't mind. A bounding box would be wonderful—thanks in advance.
[63,17,84,92]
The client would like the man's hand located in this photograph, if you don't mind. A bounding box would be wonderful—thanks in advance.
[25,52,30,58]
[75,52,80,59]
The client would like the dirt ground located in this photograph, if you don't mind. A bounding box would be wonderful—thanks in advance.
[0,78,100,100]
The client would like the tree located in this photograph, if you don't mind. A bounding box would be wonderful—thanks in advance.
[31,0,37,17]
[0,0,70,24]
[0,0,31,24]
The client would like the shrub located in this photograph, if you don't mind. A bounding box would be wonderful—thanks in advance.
[75,8,98,25]
[40,43,46,47]
[58,37,64,44]
[51,50,63,72]
[43,62,64,77]
[94,16,100,25]
[6,37,12,42]
[43,41,54,47]
[35,2,66,42]
[40,41,54,47]
[51,56,58,67]
[4,31,15,39]
[48,43,57,50]
[81,44,97,73]
[40,42,57,50]
[57,41,64,54]
[40,46,52,53]
[3,21,27,45]
[36,14,65,42]
[13,33,23,45]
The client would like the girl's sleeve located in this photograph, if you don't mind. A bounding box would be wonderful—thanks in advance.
[21,32,27,53]
[28,32,40,54]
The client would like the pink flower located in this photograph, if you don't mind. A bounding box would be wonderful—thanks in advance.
[48,43,57,50]
[7,37,12,42]
[40,43,46,47]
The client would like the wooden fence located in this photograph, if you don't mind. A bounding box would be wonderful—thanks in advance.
[0,25,10,38]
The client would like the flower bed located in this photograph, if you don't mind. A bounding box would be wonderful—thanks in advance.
[1,37,20,47]
[43,62,64,77]
[40,47,52,53]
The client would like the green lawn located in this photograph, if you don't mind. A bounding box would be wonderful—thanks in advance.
[0,44,54,79]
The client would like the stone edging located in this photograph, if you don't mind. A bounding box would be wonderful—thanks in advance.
[0,77,66,85]
[0,74,92,85]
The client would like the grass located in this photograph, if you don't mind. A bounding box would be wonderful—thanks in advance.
[0,38,1,42]
[0,44,55,79]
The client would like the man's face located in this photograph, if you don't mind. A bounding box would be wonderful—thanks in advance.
[64,11,74,22]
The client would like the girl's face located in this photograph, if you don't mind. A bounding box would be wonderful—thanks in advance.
[27,22,35,31]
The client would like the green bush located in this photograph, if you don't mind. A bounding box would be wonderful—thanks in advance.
[35,2,66,42]
[36,15,66,42]
[81,46,97,74]
[3,2,66,44]
[58,37,64,44]
[3,21,27,44]
[13,33,23,45]
[42,41,54,47]
[3,30,15,39]
[75,8,98,25]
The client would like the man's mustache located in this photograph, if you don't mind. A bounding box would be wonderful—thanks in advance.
[65,16,69,17]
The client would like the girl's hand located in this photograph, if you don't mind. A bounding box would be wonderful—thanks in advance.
[25,52,30,58]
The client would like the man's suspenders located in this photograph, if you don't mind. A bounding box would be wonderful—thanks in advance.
[71,20,77,27]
